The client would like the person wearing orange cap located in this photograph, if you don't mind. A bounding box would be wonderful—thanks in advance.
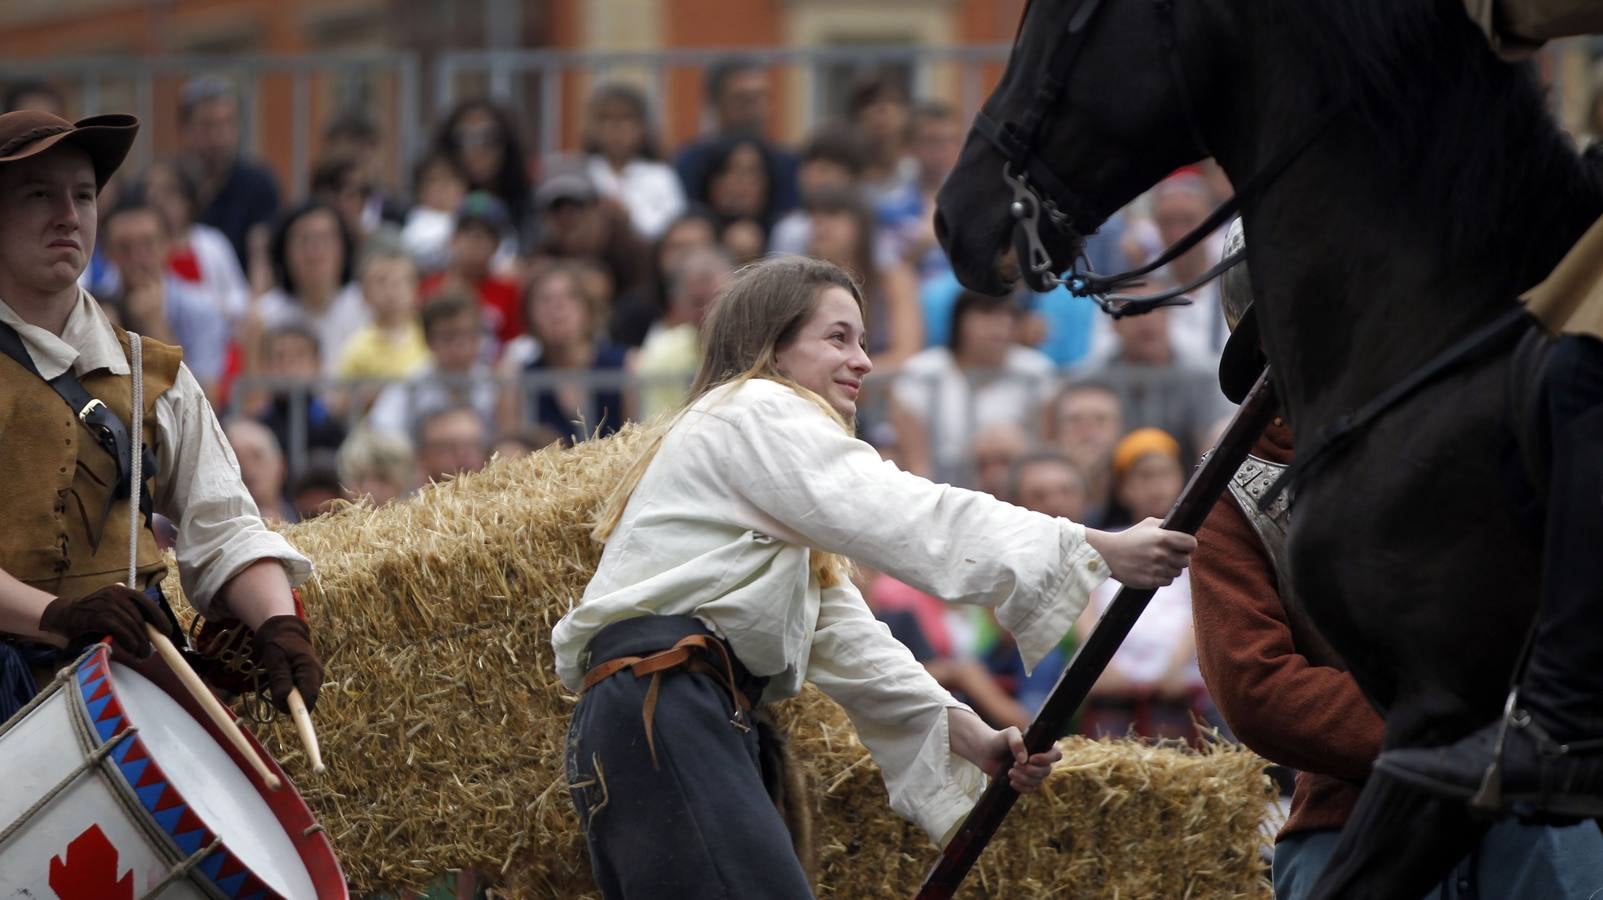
[0,110,321,721]
[1074,426,1205,740]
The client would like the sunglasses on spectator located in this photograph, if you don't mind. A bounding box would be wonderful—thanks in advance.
[548,196,595,213]
[455,124,505,148]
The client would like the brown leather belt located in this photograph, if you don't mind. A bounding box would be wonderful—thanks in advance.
[581,632,753,769]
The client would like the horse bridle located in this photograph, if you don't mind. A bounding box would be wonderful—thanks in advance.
[972,0,1344,317]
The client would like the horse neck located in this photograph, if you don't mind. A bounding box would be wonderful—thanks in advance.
[1230,108,1602,427]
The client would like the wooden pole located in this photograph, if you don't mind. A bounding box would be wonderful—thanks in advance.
[913,370,1277,899]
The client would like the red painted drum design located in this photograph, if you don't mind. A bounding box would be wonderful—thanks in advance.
[0,644,345,899]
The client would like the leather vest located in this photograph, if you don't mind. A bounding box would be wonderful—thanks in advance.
[0,328,182,599]
[1225,454,1348,670]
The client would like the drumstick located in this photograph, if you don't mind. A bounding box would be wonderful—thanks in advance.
[145,624,282,792]
[287,689,325,774]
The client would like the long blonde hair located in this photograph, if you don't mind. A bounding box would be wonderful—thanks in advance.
[593,256,865,587]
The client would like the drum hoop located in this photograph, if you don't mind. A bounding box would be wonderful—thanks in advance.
[70,644,347,899]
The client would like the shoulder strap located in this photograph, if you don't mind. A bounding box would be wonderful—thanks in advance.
[0,319,152,501]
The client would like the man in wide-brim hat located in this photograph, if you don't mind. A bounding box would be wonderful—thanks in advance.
[0,110,322,721]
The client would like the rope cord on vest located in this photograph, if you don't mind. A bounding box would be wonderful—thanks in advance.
[127,332,143,589]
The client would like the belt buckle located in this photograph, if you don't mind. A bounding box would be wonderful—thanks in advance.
[77,398,105,423]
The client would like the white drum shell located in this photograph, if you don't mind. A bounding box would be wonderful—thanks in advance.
[0,668,216,899]
[0,651,322,900]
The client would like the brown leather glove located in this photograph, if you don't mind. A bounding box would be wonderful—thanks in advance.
[251,615,323,713]
[38,585,166,657]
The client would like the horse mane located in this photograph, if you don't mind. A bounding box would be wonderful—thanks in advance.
[1273,0,1601,271]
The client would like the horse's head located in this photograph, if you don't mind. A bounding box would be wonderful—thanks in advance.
[937,0,1238,294]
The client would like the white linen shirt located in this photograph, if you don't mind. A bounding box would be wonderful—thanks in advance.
[585,155,687,240]
[0,290,312,615]
[552,378,1107,842]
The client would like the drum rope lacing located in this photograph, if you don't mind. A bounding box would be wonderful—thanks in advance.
[0,726,138,849]
[136,835,224,900]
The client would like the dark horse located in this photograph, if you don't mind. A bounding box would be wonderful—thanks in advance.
[937,1,1602,897]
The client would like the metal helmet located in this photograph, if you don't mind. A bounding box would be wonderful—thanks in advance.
[1216,217,1265,403]
[1219,217,1253,332]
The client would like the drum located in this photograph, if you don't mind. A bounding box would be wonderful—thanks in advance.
[0,644,344,899]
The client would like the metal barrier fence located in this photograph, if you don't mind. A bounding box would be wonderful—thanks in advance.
[432,43,1013,158]
[228,363,1228,487]
[0,42,1010,196]
[7,37,1598,197]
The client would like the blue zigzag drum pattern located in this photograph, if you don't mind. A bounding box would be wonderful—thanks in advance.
[0,644,345,898]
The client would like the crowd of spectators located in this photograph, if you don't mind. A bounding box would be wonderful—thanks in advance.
[7,59,1244,741]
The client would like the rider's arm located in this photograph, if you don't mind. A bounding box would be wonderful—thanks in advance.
[1191,491,1382,778]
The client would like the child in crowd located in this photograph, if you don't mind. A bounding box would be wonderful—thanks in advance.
[421,191,521,346]
[367,293,497,438]
[338,239,431,382]
[253,324,349,459]
[401,151,470,274]
[336,428,417,507]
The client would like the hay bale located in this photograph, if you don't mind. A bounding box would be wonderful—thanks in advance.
[169,424,1273,897]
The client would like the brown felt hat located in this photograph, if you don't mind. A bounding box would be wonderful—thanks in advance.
[0,110,139,190]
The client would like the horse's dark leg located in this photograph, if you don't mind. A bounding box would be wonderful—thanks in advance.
[1305,770,1490,900]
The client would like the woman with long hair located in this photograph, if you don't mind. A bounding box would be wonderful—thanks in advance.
[695,134,779,234]
[501,261,630,442]
[553,256,1195,898]
[431,98,534,244]
[254,201,364,372]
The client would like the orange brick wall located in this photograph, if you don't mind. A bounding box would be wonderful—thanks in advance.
[0,0,313,192]
[663,0,784,146]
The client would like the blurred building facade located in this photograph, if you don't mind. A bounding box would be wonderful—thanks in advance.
[0,0,1028,191]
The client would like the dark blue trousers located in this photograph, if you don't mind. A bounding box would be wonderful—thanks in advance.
[1275,817,1603,899]
[566,615,812,900]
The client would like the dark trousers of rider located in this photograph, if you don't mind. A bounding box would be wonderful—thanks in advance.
[1527,333,1603,736]
[564,615,813,900]
[1275,817,1603,900]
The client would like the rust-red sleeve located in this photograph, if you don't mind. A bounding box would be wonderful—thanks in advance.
[1191,494,1384,781]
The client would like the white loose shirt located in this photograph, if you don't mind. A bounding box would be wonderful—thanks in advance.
[585,155,687,240]
[0,290,312,615]
[552,378,1107,842]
